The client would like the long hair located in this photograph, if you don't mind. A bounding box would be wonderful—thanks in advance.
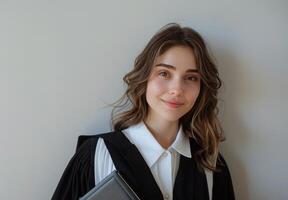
[110,23,224,171]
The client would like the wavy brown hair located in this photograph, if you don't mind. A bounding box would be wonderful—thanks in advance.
[110,23,224,171]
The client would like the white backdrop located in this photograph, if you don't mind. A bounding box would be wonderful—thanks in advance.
[1,0,287,199]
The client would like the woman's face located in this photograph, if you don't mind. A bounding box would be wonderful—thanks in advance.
[145,45,201,123]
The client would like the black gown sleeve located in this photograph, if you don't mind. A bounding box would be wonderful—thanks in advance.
[51,138,98,200]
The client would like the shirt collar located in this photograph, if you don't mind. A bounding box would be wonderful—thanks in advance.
[122,121,191,168]
[171,125,192,158]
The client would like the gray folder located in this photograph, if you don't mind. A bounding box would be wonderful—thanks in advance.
[79,170,140,200]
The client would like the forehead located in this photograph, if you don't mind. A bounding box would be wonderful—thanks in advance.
[153,46,197,71]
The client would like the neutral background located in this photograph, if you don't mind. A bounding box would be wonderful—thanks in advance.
[1,0,287,199]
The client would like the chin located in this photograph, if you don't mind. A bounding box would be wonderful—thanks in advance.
[160,114,182,122]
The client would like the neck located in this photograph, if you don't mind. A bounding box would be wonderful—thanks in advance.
[144,116,179,149]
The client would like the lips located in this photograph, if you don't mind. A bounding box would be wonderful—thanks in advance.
[162,99,184,108]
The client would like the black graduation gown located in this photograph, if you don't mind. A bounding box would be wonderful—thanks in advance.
[51,132,235,200]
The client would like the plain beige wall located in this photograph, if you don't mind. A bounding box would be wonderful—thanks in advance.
[1,0,287,199]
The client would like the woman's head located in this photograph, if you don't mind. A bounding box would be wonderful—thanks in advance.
[145,45,201,124]
[111,23,224,170]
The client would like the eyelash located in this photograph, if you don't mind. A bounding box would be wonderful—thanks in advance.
[158,71,199,81]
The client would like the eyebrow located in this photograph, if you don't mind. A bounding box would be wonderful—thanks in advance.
[155,63,199,73]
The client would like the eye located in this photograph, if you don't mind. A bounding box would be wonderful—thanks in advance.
[186,75,199,81]
[158,71,169,78]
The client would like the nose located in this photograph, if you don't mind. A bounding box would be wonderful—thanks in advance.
[168,78,184,96]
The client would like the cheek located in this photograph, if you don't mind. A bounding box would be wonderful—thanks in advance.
[146,79,166,98]
[185,84,201,103]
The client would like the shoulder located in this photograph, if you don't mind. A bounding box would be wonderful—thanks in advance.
[212,153,233,179]
[52,131,117,200]
[76,132,118,173]
[76,132,115,151]
[216,153,231,171]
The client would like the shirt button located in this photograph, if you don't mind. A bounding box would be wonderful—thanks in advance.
[163,152,168,157]
[164,194,169,199]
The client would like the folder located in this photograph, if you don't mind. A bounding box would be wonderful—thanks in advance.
[79,170,140,200]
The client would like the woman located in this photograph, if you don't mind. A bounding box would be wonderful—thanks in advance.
[52,23,235,200]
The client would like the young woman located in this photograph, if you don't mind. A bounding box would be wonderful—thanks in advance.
[52,23,235,200]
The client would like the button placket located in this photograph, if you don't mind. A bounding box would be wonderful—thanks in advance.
[159,150,172,200]
[164,193,169,199]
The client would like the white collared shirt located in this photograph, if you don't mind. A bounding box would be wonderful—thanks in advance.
[94,121,213,200]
